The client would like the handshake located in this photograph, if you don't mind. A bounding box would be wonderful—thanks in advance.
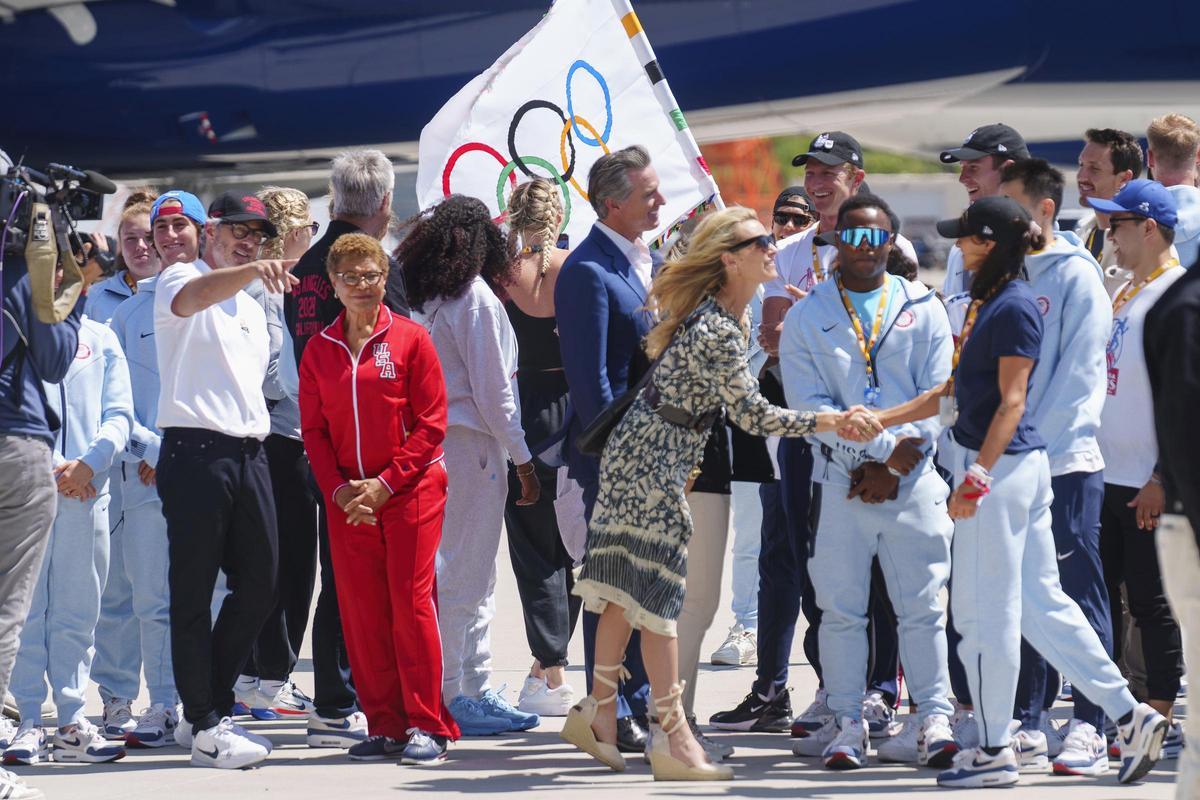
[834,405,884,442]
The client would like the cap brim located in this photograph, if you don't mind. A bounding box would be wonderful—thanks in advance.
[792,152,849,167]
[936,218,968,239]
[1082,197,1127,215]
[813,232,838,247]
[939,146,990,164]
[219,213,279,237]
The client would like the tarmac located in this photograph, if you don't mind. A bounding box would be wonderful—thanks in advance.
[6,491,1184,800]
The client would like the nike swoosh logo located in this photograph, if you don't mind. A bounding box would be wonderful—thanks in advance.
[822,323,837,332]
[1057,549,1075,561]
[140,332,154,338]
[198,745,219,759]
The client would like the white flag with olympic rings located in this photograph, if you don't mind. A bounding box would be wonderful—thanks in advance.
[416,0,718,249]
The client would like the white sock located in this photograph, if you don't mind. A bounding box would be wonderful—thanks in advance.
[259,679,285,696]
[235,675,259,691]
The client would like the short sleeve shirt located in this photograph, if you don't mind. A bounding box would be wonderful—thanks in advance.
[154,260,271,439]
[952,279,1044,453]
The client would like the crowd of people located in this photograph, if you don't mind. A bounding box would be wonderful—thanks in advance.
[2,109,1200,798]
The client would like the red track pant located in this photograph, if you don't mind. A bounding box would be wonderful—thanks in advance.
[326,461,459,740]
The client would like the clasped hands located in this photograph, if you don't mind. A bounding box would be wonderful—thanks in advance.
[333,478,391,526]
[835,405,884,442]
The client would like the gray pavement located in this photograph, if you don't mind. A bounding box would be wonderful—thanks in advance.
[7,502,1183,799]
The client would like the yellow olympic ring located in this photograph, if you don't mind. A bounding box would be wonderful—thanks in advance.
[560,116,610,201]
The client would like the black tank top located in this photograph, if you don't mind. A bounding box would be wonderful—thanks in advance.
[505,300,562,373]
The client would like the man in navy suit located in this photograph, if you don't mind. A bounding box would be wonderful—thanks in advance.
[555,145,664,752]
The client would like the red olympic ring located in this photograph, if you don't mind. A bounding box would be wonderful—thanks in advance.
[442,142,517,222]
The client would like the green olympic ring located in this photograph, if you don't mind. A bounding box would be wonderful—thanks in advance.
[496,155,572,231]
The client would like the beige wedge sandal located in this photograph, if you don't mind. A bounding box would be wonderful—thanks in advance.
[648,681,733,781]
[559,662,628,772]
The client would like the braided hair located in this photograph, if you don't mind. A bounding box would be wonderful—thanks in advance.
[507,179,562,280]
[396,194,517,313]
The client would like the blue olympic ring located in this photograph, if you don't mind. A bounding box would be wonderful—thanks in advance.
[566,60,612,147]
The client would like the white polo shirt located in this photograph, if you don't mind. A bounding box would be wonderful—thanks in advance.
[154,259,271,439]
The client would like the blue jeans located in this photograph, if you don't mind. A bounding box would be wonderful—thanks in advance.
[809,470,954,722]
[949,446,1133,747]
[92,499,175,708]
[11,491,111,727]
[729,482,761,631]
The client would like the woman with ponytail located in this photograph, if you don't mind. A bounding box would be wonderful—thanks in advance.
[500,179,583,717]
[560,206,882,782]
[875,196,1167,789]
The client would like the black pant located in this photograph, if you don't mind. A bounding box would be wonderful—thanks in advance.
[242,434,319,681]
[505,459,581,668]
[157,428,279,731]
[311,489,359,718]
[1100,482,1184,701]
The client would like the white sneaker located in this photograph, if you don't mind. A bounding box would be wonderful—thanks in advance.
[127,704,178,748]
[1116,702,1168,784]
[0,717,15,750]
[0,766,43,800]
[101,696,136,739]
[862,691,898,739]
[255,679,314,719]
[792,716,838,757]
[710,624,757,666]
[937,746,1019,788]
[1161,720,1184,760]
[920,713,959,768]
[875,715,919,763]
[307,711,368,749]
[516,675,575,717]
[52,720,125,763]
[1038,712,1064,758]
[792,687,833,737]
[1052,720,1109,776]
[950,705,979,750]
[191,718,270,770]
[1011,720,1050,773]
[2,722,47,766]
[822,717,868,770]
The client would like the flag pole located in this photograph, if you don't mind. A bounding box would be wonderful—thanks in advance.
[610,0,725,212]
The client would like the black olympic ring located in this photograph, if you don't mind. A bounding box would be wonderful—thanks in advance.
[508,100,576,183]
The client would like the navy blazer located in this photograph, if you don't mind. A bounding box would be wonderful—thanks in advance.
[554,224,657,486]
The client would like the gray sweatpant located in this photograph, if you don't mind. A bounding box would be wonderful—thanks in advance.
[0,435,58,700]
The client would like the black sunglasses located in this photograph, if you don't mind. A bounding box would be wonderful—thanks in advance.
[774,211,812,227]
[729,234,773,252]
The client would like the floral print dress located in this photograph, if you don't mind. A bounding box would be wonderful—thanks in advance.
[574,298,817,636]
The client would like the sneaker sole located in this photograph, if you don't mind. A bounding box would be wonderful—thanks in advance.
[126,733,175,748]
[1118,718,1168,784]
[348,752,405,761]
[52,749,126,764]
[1018,754,1050,773]
[191,751,268,769]
[400,753,448,766]
[924,743,959,769]
[307,733,365,749]
[267,707,311,718]
[101,727,134,740]
[1052,759,1109,776]
[937,771,1019,788]
[824,752,864,770]
[2,752,47,766]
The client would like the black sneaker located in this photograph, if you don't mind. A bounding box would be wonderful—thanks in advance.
[709,688,792,732]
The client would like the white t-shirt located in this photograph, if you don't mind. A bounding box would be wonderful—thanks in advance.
[765,225,919,300]
[154,260,271,439]
[1098,265,1185,488]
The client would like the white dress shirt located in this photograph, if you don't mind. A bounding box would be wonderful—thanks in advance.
[597,221,653,293]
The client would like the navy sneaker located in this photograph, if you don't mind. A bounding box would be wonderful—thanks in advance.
[448,695,510,736]
[477,687,539,731]
[400,729,448,765]
[347,735,406,761]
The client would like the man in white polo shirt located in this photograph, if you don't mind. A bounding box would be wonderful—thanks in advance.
[150,190,296,769]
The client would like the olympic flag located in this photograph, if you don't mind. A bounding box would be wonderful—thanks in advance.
[415,0,721,249]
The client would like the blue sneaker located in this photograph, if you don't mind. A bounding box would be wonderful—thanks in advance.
[448,695,510,736]
[401,728,448,765]
[478,687,539,732]
[347,735,405,761]
[938,746,1020,788]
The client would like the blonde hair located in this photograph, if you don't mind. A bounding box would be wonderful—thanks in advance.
[1147,113,1200,173]
[645,206,758,358]
[507,178,562,278]
[115,189,157,273]
[257,186,311,258]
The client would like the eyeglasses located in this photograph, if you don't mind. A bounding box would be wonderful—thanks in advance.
[837,227,891,249]
[221,222,269,244]
[774,211,812,228]
[333,271,385,287]
[1107,215,1144,230]
[729,234,773,252]
[296,221,319,236]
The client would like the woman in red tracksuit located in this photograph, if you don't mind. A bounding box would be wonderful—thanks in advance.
[299,232,460,764]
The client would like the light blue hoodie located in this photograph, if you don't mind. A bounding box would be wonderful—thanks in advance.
[780,274,953,487]
[1022,230,1109,476]
[42,317,133,495]
[84,270,135,324]
[1166,184,1200,268]
[109,276,164,510]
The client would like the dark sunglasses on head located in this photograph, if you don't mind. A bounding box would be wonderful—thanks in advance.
[774,211,812,227]
[837,227,892,249]
[729,234,773,252]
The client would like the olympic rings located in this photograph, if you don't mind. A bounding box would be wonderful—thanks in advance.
[560,116,610,201]
[566,60,612,146]
[441,142,515,223]
[508,100,576,183]
[496,155,572,230]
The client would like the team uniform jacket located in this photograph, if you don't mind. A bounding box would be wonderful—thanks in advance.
[299,306,447,505]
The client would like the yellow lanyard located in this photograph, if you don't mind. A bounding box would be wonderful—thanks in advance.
[1111,259,1178,315]
[836,275,892,390]
[812,238,826,284]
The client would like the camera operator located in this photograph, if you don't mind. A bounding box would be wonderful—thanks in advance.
[0,204,85,797]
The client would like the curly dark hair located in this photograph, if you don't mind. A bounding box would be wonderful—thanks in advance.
[395,195,516,312]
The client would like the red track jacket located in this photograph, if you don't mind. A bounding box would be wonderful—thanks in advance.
[299,305,447,504]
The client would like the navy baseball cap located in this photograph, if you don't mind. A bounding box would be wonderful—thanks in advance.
[774,186,812,212]
[936,196,1032,241]
[792,131,864,168]
[1085,179,1178,229]
[151,190,206,226]
[940,124,1030,164]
